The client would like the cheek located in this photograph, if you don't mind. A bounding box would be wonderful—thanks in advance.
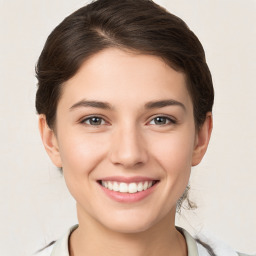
[149,128,195,199]
[143,130,195,218]
[58,133,109,205]
[58,131,108,175]
[151,130,195,173]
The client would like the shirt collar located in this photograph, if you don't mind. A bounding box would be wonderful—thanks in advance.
[50,225,200,256]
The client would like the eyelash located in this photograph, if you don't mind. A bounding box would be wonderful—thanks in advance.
[81,116,107,126]
[80,115,176,127]
[148,116,176,126]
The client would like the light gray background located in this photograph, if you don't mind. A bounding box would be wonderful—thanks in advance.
[0,0,255,255]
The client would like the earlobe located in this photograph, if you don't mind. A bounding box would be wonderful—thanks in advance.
[38,115,62,168]
[192,112,213,166]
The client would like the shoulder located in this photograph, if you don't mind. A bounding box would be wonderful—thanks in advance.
[34,225,78,256]
[178,226,255,256]
[34,242,55,256]
[196,237,254,256]
[237,254,256,256]
[195,230,255,256]
[35,225,255,256]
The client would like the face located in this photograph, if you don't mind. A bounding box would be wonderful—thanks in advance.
[40,48,211,234]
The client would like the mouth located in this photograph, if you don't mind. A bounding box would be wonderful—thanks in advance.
[98,180,159,194]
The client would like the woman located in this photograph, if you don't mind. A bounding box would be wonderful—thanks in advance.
[35,0,252,255]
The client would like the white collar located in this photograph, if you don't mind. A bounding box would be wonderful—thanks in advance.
[37,225,241,256]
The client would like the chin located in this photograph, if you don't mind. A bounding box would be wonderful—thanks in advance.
[105,219,154,234]
[96,209,164,234]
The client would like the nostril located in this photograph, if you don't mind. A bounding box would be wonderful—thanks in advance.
[108,135,148,167]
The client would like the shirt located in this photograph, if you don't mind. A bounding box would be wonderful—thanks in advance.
[35,225,254,256]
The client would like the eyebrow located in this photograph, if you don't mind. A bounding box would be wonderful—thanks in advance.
[70,100,112,110]
[70,99,186,111]
[145,99,186,111]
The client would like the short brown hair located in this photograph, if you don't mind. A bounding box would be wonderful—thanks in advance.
[35,0,214,130]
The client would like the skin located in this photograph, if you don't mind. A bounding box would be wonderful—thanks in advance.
[39,48,212,256]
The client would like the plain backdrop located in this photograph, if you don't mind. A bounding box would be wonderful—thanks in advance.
[0,0,255,255]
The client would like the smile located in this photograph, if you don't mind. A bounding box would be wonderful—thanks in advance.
[99,180,158,194]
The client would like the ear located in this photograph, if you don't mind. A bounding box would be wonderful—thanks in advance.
[192,112,213,166]
[38,114,62,168]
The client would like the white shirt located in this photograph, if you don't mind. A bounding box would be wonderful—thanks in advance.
[35,225,253,256]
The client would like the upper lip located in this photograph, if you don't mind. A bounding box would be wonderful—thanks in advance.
[98,176,159,183]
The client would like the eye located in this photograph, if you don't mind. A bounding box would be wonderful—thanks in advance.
[82,116,106,126]
[149,116,175,125]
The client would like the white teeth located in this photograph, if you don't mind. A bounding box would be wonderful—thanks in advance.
[143,181,148,190]
[113,182,119,191]
[108,182,113,190]
[101,180,155,193]
[102,181,108,188]
[119,183,128,193]
[137,182,143,192]
[128,183,137,193]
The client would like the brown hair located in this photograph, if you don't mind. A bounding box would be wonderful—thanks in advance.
[35,0,214,130]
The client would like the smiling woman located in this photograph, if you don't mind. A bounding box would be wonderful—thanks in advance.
[40,49,201,236]
[34,0,252,256]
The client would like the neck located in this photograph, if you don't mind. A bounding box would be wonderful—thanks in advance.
[69,206,187,256]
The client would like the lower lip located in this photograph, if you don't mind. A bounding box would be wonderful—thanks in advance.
[98,182,158,203]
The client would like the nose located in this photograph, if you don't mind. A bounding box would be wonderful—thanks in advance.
[109,125,148,168]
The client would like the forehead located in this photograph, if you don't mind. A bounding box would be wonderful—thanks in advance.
[59,48,192,111]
